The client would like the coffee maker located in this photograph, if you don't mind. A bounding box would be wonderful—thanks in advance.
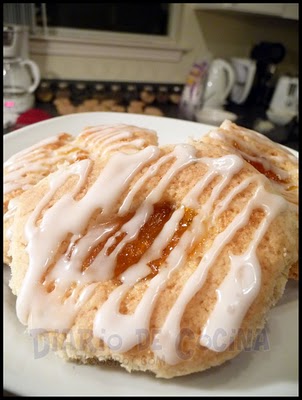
[3,24,29,59]
[3,24,40,127]
[246,42,286,108]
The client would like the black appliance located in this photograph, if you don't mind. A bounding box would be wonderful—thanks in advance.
[246,41,286,108]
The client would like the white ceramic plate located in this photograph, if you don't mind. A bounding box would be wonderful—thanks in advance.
[4,112,298,396]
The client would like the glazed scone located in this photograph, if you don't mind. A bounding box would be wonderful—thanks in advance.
[4,124,158,265]
[9,138,298,378]
[199,120,299,280]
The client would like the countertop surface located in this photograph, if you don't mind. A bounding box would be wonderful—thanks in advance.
[4,101,299,152]
[3,79,299,152]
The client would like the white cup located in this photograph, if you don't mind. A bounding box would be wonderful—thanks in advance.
[230,58,256,104]
[203,59,235,108]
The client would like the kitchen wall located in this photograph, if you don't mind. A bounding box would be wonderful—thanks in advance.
[196,10,298,76]
[30,4,298,83]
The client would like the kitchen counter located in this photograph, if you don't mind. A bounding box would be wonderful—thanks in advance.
[3,79,299,152]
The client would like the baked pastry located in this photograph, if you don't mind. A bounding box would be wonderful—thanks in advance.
[210,120,298,206]
[4,124,158,265]
[4,132,75,265]
[7,126,298,378]
[73,124,158,158]
[199,120,299,280]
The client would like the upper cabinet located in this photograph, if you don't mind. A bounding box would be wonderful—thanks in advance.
[282,4,299,20]
[190,3,299,20]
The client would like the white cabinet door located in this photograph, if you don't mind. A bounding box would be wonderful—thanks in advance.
[232,4,284,16]
[282,4,299,20]
[190,3,298,19]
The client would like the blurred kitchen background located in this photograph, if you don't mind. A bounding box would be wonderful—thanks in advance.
[3,3,299,150]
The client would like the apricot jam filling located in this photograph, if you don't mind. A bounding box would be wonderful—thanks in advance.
[114,202,175,277]
[232,140,286,184]
[78,202,196,280]
[245,159,285,184]
[147,207,196,276]
[81,213,134,273]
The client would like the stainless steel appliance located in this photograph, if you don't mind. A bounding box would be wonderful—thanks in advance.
[3,24,29,59]
[3,25,40,127]
[266,76,299,126]
[269,76,298,115]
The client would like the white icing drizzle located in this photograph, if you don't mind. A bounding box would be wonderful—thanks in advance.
[4,165,49,194]
[3,198,18,221]
[4,135,64,168]
[17,146,160,329]
[17,159,92,328]
[220,119,298,164]
[153,181,287,364]
[4,134,70,195]
[4,199,19,242]
[4,125,155,197]
[200,187,286,352]
[207,126,298,206]
[102,139,145,155]
[208,129,291,181]
[77,124,155,154]
[14,138,290,364]
[4,124,158,265]
[94,155,243,356]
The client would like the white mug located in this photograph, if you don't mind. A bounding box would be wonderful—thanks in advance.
[4,57,41,114]
[230,58,256,104]
[4,58,41,94]
[203,59,235,108]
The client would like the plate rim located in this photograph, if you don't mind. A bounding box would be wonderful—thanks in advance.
[4,112,298,158]
[3,112,216,141]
